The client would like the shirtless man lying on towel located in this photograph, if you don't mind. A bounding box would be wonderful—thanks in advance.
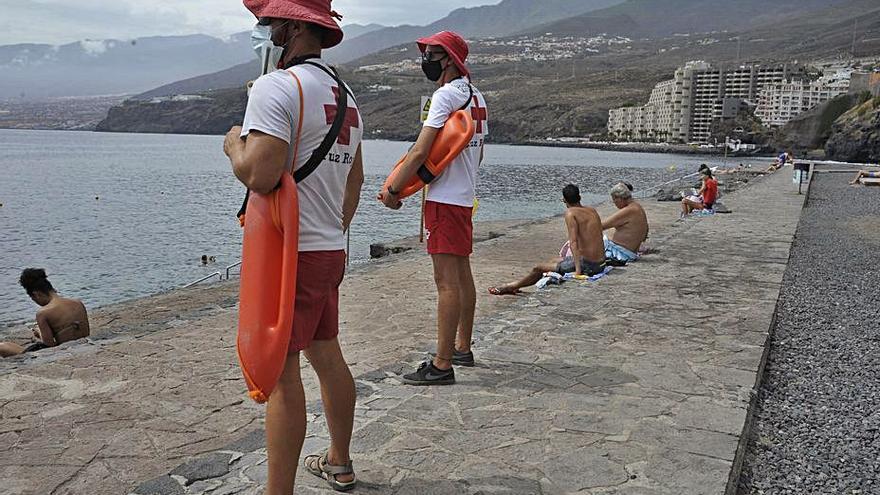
[0,268,90,357]
[489,184,605,295]
[850,169,880,185]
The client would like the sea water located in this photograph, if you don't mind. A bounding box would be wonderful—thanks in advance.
[0,129,722,324]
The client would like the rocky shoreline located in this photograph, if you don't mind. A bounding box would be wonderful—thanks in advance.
[524,139,770,157]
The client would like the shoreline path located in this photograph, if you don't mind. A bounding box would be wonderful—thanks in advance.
[1,169,805,495]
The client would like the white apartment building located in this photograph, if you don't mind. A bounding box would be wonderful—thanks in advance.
[755,71,852,127]
[609,61,804,143]
[608,78,677,141]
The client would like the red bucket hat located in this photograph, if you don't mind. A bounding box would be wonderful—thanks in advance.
[243,0,344,48]
[417,31,470,77]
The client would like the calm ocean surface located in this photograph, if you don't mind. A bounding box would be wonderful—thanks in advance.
[0,129,720,324]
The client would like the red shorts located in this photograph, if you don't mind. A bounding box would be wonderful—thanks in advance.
[425,200,473,257]
[288,250,346,354]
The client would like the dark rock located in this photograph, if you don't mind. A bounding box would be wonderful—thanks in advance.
[169,452,233,485]
[96,89,247,135]
[825,95,880,163]
[369,243,412,259]
[224,429,265,454]
[133,475,184,495]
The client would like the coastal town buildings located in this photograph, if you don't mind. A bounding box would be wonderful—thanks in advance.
[754,71,852,127]
[608,60,805,143]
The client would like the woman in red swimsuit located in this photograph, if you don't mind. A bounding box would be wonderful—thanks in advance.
[681,168,718,217]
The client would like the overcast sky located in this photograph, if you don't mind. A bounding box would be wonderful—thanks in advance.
[0,0,498,45]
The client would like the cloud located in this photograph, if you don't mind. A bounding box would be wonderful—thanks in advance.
[0,0,497,45]
[79,40,109,55]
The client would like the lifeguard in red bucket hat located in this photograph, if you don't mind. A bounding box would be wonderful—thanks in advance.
[222,0,364,492]
[380,31,489,385]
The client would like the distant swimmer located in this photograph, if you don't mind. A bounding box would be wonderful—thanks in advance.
[379,31,488,384]
[602,182,648,263]
[488,184,605,295]
[849,169,880,185]
[0,268,90,358]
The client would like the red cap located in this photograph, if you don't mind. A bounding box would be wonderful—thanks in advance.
[417,31,470,77]
[244,0,344,48]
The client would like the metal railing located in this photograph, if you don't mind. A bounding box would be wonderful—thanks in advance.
[633,167,717,200]
[183,261,243,288]
[225,261,242,280]
[183,271,222,288]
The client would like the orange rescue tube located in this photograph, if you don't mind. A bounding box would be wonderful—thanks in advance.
[237,173,299,404]
[382,110,475,200]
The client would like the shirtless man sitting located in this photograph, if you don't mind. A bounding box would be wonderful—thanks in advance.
[489,184,605,295]
[602,182,648,263]
[0,268,90,358]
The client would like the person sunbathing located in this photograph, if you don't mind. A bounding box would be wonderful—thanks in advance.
[602,182,648,263]
[0,269,90,358]
[680,168,718,218]
[849,169,880,185]
[488,184,605,295]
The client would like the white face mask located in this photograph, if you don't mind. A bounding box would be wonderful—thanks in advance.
[251,22,288,75]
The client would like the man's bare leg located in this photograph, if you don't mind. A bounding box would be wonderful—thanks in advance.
[303,338,355,484]
[0,343,25,358]
[494,261,559,293]
[850,170,867,184]
[432,254,461,370]
[265,352,306,495]
[455,256,476,353]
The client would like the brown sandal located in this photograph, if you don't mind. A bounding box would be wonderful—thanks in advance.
[304,452,356,492]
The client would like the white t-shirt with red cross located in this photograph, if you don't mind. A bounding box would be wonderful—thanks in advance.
[241,59,363,252]
[423,77,488,208]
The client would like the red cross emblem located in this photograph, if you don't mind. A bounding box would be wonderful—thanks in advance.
[323,87,360,146]
[470,96,487,134]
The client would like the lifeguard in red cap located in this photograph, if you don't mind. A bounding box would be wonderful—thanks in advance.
[222,0,363,492]
[380,31,489,385]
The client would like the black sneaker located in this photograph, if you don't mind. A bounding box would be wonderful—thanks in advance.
[402,361,455,386]
[430,349,475,367]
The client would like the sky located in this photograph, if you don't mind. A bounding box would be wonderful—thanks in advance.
[0,0,498,45]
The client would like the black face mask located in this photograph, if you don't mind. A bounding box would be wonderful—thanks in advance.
[421,54,447,82]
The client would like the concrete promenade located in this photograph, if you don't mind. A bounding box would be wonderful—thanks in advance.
[1,169,805,495]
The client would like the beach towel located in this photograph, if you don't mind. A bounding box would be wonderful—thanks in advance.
[535,271,564,289]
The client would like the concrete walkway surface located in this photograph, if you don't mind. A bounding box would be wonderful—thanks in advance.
[0,169,805,495]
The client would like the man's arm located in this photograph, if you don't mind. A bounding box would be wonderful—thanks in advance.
[224,128,289,195]
[380,126,440,207]
[564,212,582,275]
[35,313,56,346]
[601,208,629,231]
[343,144,364,232]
